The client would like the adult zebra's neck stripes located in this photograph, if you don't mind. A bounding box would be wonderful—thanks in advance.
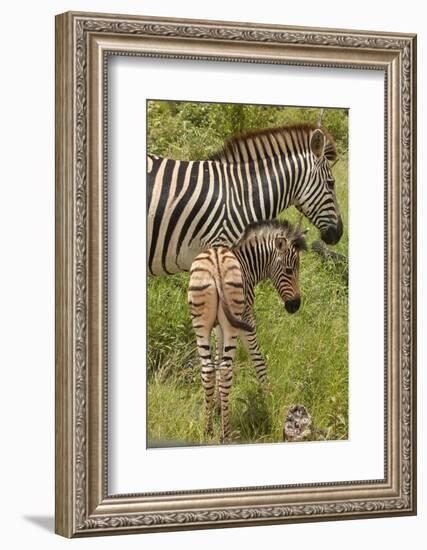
[147,123,343,276]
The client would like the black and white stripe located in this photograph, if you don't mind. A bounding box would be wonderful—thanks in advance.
[148,124,342,276]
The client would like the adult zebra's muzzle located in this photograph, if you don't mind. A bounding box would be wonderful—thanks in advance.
[321,216,343,245]
[285,296,301,314]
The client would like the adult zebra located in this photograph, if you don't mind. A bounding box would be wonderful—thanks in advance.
[147,123,342,276]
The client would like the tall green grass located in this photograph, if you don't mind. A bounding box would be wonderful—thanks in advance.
[147,156,348,447]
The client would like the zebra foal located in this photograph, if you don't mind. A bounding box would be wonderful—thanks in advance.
[188,220,307,442]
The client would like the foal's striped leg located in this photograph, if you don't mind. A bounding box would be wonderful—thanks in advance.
[199,347,216,435]
[218,330,238,442]
[241,311,269,386]
[189,281,217,436]
[213,324,224,411]
[214,324,224,366]
[193,326,216,435]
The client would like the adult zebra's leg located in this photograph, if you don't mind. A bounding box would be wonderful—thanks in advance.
[218,330,238,443]
[241,311,269,386]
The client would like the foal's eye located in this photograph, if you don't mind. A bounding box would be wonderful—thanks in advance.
[327,178,335,190]
[285,267,293,275]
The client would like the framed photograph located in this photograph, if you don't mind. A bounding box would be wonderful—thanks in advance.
[55,11,417,537]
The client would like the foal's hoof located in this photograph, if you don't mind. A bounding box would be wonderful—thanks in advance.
[221,429,240,444]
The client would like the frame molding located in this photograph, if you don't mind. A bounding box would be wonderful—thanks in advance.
[55,11,416,537]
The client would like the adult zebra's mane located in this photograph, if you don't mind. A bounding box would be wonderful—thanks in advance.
[210,123,337,164]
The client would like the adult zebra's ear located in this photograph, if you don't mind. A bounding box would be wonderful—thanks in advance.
[310,128,325,158]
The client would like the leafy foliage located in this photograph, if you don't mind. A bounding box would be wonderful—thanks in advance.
[148,100,349,159]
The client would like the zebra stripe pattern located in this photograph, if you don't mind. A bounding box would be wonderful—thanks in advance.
[188,220,306,442]
[148,124,341,276]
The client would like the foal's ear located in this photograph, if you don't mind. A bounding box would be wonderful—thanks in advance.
[310,128,325,158]
[274,236,288,253]
[293,233,308,252]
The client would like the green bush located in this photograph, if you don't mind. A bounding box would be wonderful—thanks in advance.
[147,100,348,159]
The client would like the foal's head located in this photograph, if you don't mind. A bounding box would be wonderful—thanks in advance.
[269,223,307,314]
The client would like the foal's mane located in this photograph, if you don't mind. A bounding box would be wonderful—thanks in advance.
[210,123,337,164]
[234,219,307,251]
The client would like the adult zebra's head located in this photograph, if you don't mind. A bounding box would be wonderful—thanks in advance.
[296,128,343,246]
[270,227,307,314]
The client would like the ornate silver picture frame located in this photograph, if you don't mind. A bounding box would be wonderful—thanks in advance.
[55,11,416,537]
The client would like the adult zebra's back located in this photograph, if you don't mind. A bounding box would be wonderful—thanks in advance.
[147,124,343,276]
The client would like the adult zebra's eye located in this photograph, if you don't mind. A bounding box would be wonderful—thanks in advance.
[327,178,335,190]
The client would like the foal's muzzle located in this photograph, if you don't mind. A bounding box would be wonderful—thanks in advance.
[285,296,301,314]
